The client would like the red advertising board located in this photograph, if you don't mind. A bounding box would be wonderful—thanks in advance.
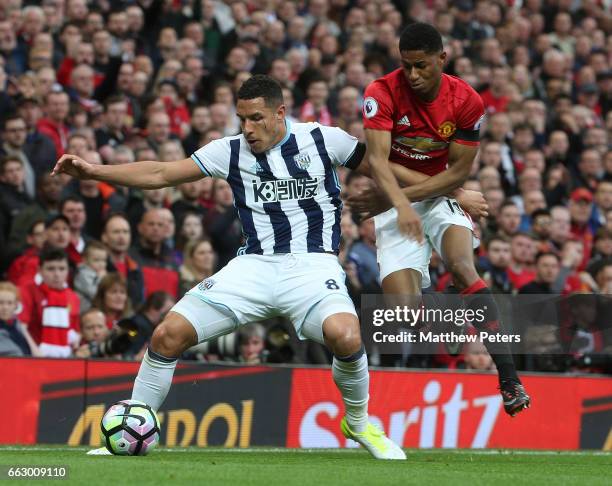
[0,358,140,444]
[1,357,611,449]
[287,369,612,450]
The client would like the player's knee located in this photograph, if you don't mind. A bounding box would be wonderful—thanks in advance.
[447,258,479,289]
[150,316,195,358]
[323,316,362,357]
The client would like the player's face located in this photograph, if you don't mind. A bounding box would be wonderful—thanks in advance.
[400,49,446,100]
[237,97,286,154]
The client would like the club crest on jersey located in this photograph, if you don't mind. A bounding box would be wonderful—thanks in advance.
[198,278,216,291]
[293,152,312,170]
[438,121,456,138]
[363,97,378,118]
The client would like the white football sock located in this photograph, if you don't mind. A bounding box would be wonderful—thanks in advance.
[332,351,369,433]
[132,349,177,411]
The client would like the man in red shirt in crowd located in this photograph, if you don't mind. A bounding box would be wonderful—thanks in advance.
[350,23,530,415]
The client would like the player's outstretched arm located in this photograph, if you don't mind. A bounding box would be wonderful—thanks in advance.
[365,129,423,242]
[51,154,204,189]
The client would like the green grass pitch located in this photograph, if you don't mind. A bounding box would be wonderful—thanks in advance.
[0,446,610,486]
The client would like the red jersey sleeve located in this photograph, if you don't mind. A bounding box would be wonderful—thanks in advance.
[453,88,485,147]
[18,284,33,326]
[362,81,394,131]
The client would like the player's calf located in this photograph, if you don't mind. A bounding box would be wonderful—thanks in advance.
[132,312,198,411]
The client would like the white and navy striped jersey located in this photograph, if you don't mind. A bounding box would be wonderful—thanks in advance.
[191,120,363,255]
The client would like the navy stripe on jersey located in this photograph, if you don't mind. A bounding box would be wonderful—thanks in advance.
[227,139,262,255]
[191,153,212,177]
[311,127,342,252]
[255,152,292,253]
[280,134,325,252]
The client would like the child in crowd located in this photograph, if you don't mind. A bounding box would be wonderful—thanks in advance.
[74,240,108,311]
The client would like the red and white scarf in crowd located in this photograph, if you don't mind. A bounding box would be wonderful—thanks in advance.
[39,283,79,358]
[299,101,333,126]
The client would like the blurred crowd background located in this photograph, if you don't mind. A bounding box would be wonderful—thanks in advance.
[0,0,610,372]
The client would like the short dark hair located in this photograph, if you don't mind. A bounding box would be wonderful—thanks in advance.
[237,74,283,108]
[399,22,443,53]
[2,114,25,130]
[39,247,69,266]
[0,155,23,172]
[27,218,45,235]
[143,291,174,312]
[60,194,85,212]
[499,200,519,212]
[535,251,559,264]
[45,214,70,229]
[531,208,551,220]
[104,95,127,111]
[486,233,510,248]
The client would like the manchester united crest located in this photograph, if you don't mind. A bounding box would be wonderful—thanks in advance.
[437,121,456,138]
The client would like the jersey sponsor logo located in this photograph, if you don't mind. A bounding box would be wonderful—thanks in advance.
[397,115,411,126]
[474,114,485,131]
[363,97,379,118]
[252,177,320,203]
[394,136,448,153]
[392,143,432,160]
[438,121,456,138]
[293,152,312,170]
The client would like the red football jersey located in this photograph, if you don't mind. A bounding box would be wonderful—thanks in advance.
[363,69,485,176]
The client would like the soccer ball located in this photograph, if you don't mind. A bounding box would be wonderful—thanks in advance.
[100,399,160,456]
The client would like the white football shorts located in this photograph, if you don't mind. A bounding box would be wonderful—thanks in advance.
[374,196,479,288]
[171,253,356,344]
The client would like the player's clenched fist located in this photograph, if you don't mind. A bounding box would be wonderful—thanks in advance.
[397,204,423,243]
[455,189,489,219]
[51,154,95,179]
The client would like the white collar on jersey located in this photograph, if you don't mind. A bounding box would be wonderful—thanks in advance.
[270,118,292,150]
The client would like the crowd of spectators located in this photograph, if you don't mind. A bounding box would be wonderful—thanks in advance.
[0,0,610,372]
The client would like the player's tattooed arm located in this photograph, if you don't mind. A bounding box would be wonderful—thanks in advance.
[52,154,204,189]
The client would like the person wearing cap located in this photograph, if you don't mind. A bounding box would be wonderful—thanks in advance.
[569,187,595,271]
